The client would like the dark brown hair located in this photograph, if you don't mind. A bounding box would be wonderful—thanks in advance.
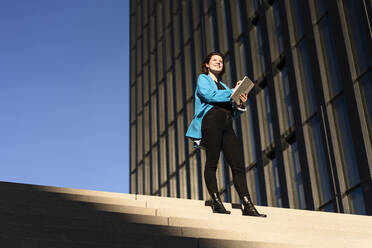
[201,51,225,75]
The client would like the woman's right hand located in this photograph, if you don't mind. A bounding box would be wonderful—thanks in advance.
[233,80,242,92]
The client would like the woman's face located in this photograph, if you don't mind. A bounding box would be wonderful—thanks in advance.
[206,55,223,74]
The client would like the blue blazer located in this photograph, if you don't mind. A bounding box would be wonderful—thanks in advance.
[185,74,245,141]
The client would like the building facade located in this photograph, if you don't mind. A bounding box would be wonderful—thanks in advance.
[130,0,372,215]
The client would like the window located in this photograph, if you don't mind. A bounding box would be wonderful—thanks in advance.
[304,115,332,208]
[257,23,266,75]
[144,156,151,194]
[266,0,284,60]
[230,0,243,40]
[318,15,343,100]
[131,85,136,122]
[330,95,360,189]
[343,0,372,75]
[290,0,305,41]
[250,22,266,79]
[152,146,159,194]
[173,13,181,58]
[137,75,143,114]
[182,0,191,43]
[150,15,156,52]
[257,87,274,149]
[166,71,174,123]
[151,96,158,145]
[254,0,262,12]
[265,159,282,207]
[314,0,328,19]
[204,12,216,53]
[137,114,143,162]
[216,0,229,53]
[184,42,194,101]
[191,0,201,29]
[165,28,172,71]
[157,1,163,38]
[143,64,149,104]
[158,82,165,133]
[359,71,372,142]
[150,54,157,94]
[247,166,262,205]
[143,26,149,64]
[164,0,171,27]
[193,27,202,75]
[168,125,177,197]
[297,41,317,120]
[234,40,247,79]
[144,105,150,154]
[157,39,164,80]
[131,125,137,172]
[241,99,257,165]
[245,0,261,17]
[159,136,167,196]
[137,164,143,194]
[345,187,366,215]
[175,59,183,112]
[274,67,294,133]
[283,142,306,209]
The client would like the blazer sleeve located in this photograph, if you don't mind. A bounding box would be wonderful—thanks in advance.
[196,75,233,103]
[232,104,247,118]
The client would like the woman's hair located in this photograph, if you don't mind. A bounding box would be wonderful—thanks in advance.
[201,51,225,75]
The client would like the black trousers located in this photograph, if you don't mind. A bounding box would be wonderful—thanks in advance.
[201,107,249,199]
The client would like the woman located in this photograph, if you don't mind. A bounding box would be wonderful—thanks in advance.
[186,52,266,217]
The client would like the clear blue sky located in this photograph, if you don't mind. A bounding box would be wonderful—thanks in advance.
[0,0,130,193]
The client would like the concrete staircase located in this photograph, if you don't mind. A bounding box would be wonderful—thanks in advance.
[1,181,372,248]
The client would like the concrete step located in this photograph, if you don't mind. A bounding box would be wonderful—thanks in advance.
[4,182,372,233]
[155,206,372,234]
[0,236,310,248]
[0,221,314,248]
[169,216,372,247]
[0,237,120,248]
[0,196,155,217]
[0,182,144,208]
[0,181,135,200]
[0,222,198,248]
[2,181,372,248]
[1,202,370,248]
[5,190,370,239]
[0,211,179,235]
[0,201,166,226]
[0,207,321,247]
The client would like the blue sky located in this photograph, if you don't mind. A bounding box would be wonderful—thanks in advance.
[0,0,130,193]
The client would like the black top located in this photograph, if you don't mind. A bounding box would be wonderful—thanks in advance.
[213,80,233,111]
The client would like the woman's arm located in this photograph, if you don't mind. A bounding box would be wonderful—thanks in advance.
[196,74,233,103]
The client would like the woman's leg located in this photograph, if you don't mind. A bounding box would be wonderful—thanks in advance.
[221,127,249,197]
[202,112,231,214]
[222,126,266,217]
[202,118,223,196]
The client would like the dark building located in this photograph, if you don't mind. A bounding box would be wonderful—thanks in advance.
[130,0,372,215]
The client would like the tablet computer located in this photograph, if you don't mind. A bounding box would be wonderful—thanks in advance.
[230,76,255,104]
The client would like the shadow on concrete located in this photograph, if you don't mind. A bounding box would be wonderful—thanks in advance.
[0,181,250,248]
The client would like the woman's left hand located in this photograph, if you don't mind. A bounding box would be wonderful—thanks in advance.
[239,92,248,106]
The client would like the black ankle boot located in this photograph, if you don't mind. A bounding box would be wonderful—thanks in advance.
[210,193,231,214]
[241,195,267,217]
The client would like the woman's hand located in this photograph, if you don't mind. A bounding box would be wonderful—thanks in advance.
[233,80,242,92]
[239,92,248,107]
